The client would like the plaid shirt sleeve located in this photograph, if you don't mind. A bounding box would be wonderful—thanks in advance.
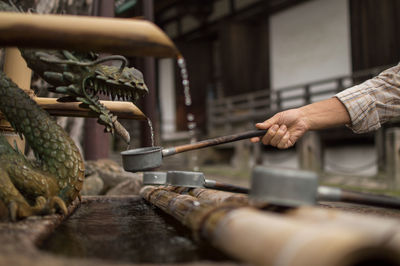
[335,63,400,133]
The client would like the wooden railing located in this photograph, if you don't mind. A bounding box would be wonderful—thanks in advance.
[207,66,391,135]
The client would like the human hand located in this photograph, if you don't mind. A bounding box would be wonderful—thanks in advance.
[250,108,310,149]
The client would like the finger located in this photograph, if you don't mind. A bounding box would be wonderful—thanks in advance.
[256,114,280,130]
[270,125,287,147]
[277,132,290,149]
[261,124,279,145]
[256,122,269,130]
[250,137,261,143]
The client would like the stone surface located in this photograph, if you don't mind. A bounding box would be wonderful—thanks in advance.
[81,173,104,196]
[86,159,143,194]
[106,178,143,196]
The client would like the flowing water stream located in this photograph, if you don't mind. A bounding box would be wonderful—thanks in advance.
[135,55,199,170]
[146,117,155,147]
[177,55,199,170]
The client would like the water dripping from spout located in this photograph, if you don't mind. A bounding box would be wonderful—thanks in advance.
[177,55,198,171]
[177,56,192,107]
[125,118,154,150]
[146,117,155,147]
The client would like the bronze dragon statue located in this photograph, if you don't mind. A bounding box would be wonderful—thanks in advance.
[0,1,148,221]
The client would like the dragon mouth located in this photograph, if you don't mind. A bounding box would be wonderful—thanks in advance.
[79,68,148,145]
[42,52,149,145]
[85,74,148,102]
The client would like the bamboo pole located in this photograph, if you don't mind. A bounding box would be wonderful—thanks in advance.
[1,47,32,152]
[3,48,32,93]
[140,186,243,233]
[170,186,400,250]
[191,187,400,249]
[141,186,400,266]
[144,186,248,204]
[0,12,179,58]
[189,188,248,204]
[205,208,400,266]
[188,186,400,244]
[35,98,146,120]
[285,206,400,245]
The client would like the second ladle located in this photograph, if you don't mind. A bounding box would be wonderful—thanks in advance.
[121,129,267,172]
[167,171,249,194]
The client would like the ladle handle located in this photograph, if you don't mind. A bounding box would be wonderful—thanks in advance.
[204,180,249,194]
[318,186,400,209]
[340,190,400,209]
[162,129,267,157]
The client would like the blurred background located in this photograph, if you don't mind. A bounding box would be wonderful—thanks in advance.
[128,0,400,193]
[5,0,400,193]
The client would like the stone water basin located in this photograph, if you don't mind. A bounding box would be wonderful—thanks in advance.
[41,196,235,264]
[0,196,241,266]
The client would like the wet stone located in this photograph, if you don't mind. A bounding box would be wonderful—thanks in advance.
[85,159,142,194]
[106,178,141,196]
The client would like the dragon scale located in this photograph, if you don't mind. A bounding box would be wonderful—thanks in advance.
[0,71,84,219]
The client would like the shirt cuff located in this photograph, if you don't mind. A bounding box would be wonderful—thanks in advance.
[335,84,381,133]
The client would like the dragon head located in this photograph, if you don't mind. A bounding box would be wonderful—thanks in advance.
[34,50,148,144]
[0,1,147,143]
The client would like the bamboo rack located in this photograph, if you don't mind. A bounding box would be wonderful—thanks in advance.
[0,12,179,58]
[141,186,400,266]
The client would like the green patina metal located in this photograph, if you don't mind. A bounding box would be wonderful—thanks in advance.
[0,1,148,220]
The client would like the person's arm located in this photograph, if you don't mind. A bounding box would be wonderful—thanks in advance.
[300,97,351,130]
[252,63,400,149]
[250,97,350,149]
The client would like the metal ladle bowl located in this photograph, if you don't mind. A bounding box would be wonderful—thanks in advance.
[143,171,167,185]
[121,146,163,172]
[121,129,268,172]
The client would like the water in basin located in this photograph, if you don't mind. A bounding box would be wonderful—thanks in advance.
[39,196,233,264]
